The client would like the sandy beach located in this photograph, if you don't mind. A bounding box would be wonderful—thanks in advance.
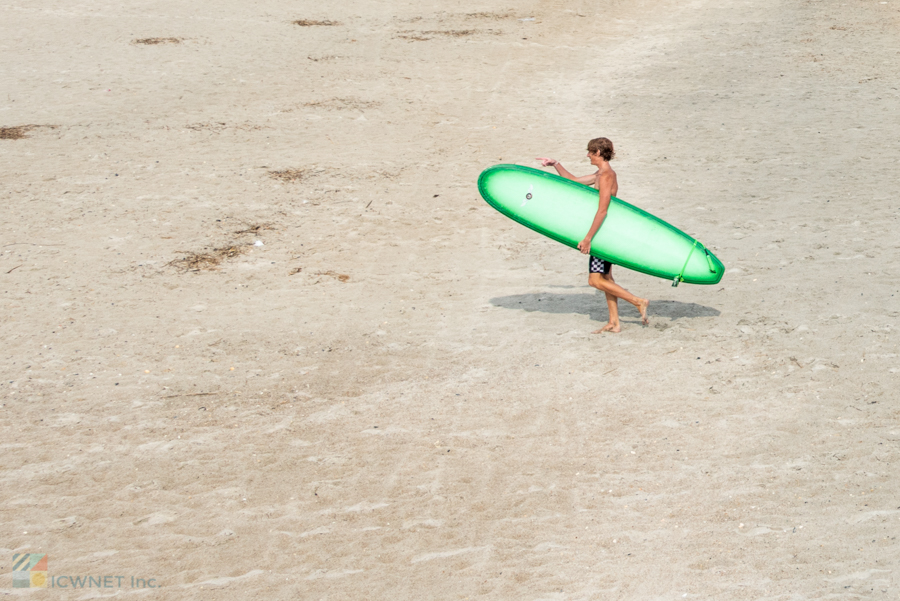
[2,0,899,598]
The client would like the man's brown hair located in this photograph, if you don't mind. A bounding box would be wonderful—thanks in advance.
[587,137,615,161]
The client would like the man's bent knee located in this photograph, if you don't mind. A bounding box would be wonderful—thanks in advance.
[588,273,608,290]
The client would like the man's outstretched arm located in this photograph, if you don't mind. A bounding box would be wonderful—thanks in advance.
[536,158,597,185]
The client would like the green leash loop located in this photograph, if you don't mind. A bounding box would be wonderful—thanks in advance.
[672,240,717,286]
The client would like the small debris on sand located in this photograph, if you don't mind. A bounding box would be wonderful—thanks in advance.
[268,168,309,182]
[169,245,249,271]
[132,37,182,45]
[319,270,350,282]
[293,19,341,27]
[1,125,56,139]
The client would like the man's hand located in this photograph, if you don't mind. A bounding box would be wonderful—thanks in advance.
[536,157,558,167]
[577,237,592,254]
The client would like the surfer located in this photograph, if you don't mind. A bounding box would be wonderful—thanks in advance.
[537,137,649,332]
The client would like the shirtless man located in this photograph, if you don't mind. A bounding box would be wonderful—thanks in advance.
[537,137,649,333]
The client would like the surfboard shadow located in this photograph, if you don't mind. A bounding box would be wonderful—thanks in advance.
[489,292,721,323]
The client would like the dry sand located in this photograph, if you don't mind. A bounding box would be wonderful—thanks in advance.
[2,0,900,598]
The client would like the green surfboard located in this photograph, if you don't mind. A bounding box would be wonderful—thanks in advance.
[477,164,724,286]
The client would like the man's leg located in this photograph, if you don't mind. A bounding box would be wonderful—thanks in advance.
[588,271,649,326]
[588,272,621,333]
[602,272,621,331]
[588,258,619,333]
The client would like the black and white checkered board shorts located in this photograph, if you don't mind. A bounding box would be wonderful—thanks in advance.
[589,255,612,274]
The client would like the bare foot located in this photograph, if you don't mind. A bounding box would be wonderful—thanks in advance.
[636,299,650,325]
[592,322,621,334]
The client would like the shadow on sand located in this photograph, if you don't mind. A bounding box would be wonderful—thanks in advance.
[490,291,721,324]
